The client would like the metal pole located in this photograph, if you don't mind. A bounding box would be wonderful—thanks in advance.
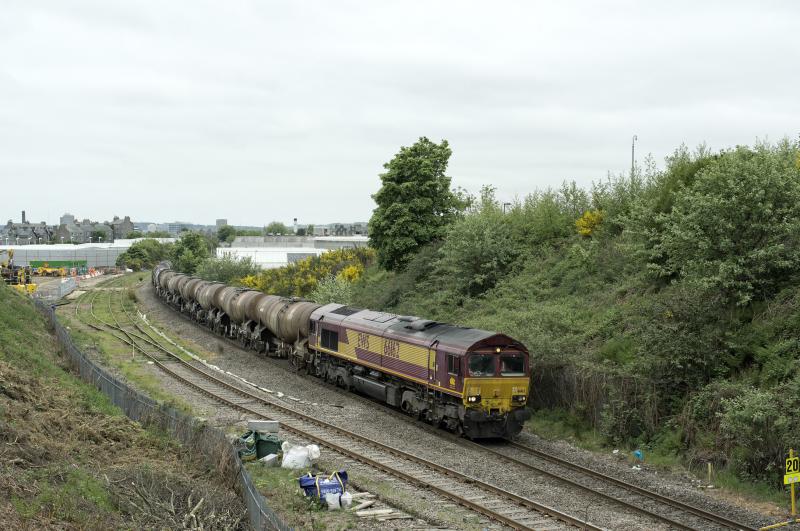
[792,449,796,517]
[631,134,638,178]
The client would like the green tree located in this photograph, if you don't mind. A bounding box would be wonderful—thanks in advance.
[216,224,236,244]
[264,221,291,235]
[309,274,353,305]
[171,232,213,274]
[435,186,522,296]
[652,141,800,305]
[116,239,172,270]
[125,231,143,239]
[195,254,261,283]
[90,230,108,243]
[368,137,465,270]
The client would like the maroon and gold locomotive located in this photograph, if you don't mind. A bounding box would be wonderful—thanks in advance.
[153,262,531,438]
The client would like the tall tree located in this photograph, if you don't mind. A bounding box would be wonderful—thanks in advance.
[368,137,464,270]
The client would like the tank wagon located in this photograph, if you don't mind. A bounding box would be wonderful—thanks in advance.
[151,262,531,438]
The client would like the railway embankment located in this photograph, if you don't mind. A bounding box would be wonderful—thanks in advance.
[0,283,246,529]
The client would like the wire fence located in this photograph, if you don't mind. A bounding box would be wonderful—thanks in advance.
[34,277,77,300]
[35,300,291,531]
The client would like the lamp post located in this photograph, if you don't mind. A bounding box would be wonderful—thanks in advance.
[61,236,64,244]
[503,202,512,214]
[631,134,638,178]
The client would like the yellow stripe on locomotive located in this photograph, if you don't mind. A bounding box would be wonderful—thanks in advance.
[463,377,528,414]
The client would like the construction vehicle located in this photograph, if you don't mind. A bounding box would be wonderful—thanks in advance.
[1,249,37,294]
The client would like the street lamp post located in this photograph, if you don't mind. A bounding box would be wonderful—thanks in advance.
[631,134,638,178]
[503,202,512,214]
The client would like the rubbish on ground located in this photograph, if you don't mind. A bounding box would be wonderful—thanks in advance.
[356,509,394,517]
[612,449,620,454]
[247,419,279,433]
[259,453,279,467]
[281,442,320,469]
[631,465,642,471]
[633,449,644,461]
[298,470,348,499]
[350,492,376,499]
[324,490,353,510]
[351,500,375,511]
[236,430,284,461]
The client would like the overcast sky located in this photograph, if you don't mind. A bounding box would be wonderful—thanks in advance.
[1,1,798,227]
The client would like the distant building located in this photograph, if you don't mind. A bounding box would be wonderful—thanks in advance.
[108,216,134,239]
[59,213,75,226]
[216,218,227,228]
[312,222,368,236]
[54,217,114,244]
[1,211,55,244]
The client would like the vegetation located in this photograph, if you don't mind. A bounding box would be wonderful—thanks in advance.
[352,139,800,490]
[216,224,237,244]
[241,247,374,297]
[368,137,469,271]
[264,221,292,235]
[115,238,172,270]
[171,232,214,274]
[0,284,244,529]
[125,230,143,238]
[195,253,260,284]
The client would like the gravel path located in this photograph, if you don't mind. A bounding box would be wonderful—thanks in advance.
[137,281,776,530]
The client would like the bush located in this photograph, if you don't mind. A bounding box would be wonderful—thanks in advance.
[195,254,260,284]
[241,248,374,297]
[651,141,800,305]
[116,239,173,270]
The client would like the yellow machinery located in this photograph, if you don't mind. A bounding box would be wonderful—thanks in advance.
[1,249,37,294]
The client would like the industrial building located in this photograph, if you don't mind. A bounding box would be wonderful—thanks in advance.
[0,238,174,269]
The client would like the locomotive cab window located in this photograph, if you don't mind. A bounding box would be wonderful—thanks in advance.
[321,328,338,351]
[309,320,317,334]
[447,354,460,376]
[468,354,496,377]
[500,355,525,376]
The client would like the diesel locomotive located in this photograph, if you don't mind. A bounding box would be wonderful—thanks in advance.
[152,261,531,438]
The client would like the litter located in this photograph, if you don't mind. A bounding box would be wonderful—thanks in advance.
[259,453,279,467]
[299,470,348,499]
[236,430,284,461]
[281,442,320,469]
[247,419,279,433]
[324,490,353,510]
[351,500,375,512]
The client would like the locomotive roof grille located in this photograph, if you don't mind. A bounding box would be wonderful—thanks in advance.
[330,306,363,316]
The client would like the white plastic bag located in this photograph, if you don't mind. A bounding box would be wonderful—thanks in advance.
[324,491,352,510]
[280,443,320,469]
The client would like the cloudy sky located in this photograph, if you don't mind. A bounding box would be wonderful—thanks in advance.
[1,1,798,227]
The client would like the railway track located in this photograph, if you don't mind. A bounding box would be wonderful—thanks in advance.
[146,277,762,531]
[74,279,605,531]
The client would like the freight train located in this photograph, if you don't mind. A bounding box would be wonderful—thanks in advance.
[152,261,531,438]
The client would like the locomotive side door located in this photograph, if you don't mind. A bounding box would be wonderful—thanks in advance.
[427,340,439,387]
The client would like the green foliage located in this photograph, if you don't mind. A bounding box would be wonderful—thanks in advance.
[435,186,522,297]
[651,141,800,305]
[115,239,173,270]
[368,137,467,271]
[125,231,143,239]
[242,248,374,297]
[354,138,800,488]
[216,224,236,244]
[171,232,213,274]
[90,230,107,243]
[309,274,354,305]
[264,221,291,235]
[194,253,260,284]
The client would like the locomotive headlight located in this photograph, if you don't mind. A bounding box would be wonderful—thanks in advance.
[467,395,481,403]
[513,395,527,403]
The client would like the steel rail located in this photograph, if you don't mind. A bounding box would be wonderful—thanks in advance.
[79,282,604,531]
